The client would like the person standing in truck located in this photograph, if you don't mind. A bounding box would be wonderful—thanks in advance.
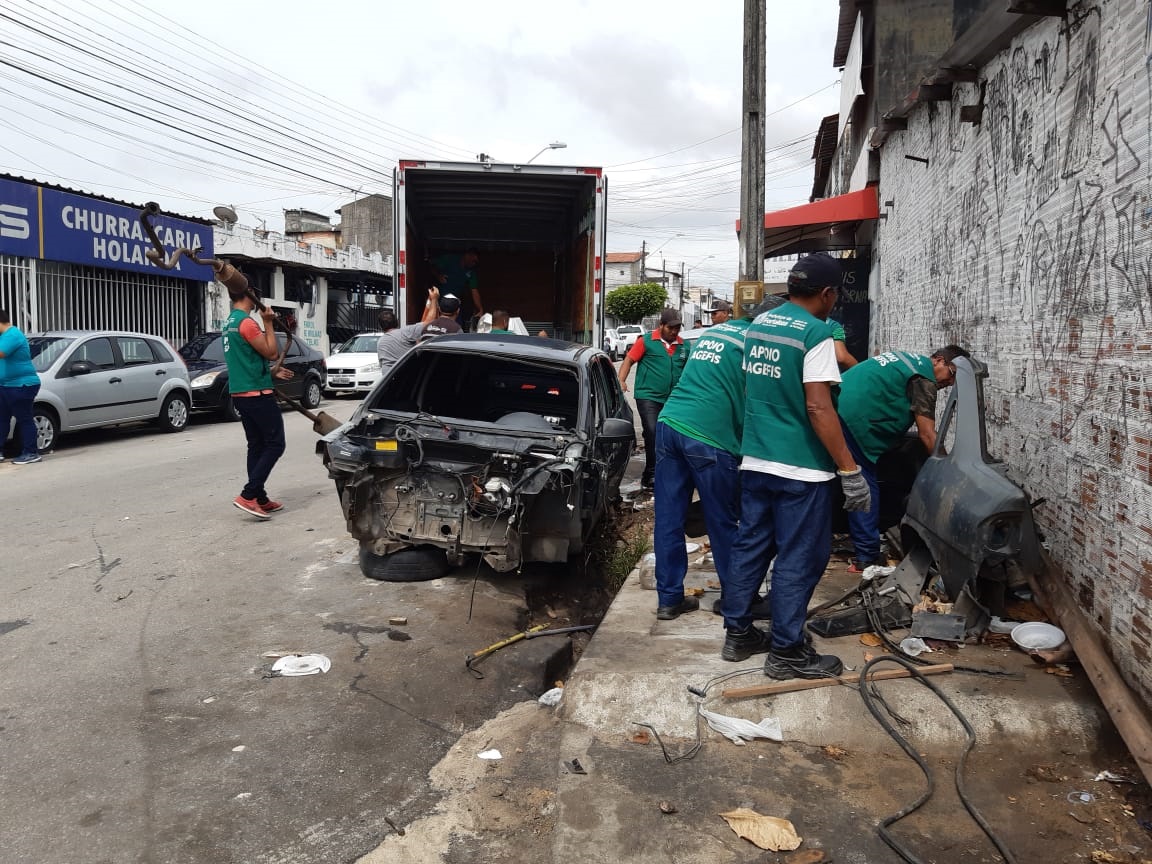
[376,287,458,372]
[720,254,871,679]
[430,250,482,330]
[488,310,514,335]
[617,309,689,489]
[835,344,970,572]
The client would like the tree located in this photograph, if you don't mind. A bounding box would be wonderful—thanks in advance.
[605,282,667,323]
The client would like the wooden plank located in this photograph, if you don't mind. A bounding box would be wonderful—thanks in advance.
[1030,553,1152,785]
[722,663,954,700]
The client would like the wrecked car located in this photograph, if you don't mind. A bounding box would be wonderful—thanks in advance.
[318,334,635,581]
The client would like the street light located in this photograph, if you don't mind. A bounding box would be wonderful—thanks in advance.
[525,141,567,164]
[684,254,715,307]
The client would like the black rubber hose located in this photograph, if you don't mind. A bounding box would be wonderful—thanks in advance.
[858,655,1017,864]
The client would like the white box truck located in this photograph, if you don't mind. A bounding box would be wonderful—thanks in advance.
[393,160,607,346]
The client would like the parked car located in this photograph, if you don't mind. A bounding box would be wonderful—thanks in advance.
[325,332,384,396]
[318,334,635,581]
[603,324,643,360]
[6,330,192,452]
[179,331,325,421]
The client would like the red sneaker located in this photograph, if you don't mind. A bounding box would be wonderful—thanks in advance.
[260,499,284,513]
[233,496,272,520]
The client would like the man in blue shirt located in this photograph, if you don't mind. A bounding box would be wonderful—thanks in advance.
[0,310,43,464]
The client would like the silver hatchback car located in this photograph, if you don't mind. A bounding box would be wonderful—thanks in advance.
[7,330,193,452]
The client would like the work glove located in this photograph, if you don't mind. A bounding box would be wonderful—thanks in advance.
[838,467,871,512]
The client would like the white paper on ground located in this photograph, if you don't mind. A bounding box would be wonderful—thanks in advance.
[537,687,564,707]
[270,654,331,676]
[701,708,783,745]
[477,749,503,760]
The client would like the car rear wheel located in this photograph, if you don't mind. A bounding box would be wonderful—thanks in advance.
[158,392,190,432]
[32,405,59,453]
[359,544,449,582]
[302,375,323,410]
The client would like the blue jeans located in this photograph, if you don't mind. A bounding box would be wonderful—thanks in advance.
[722,470,834,648]
[234,394,286,501]
[634,398,663,486]
[653,423,740,607]
[842,421,881,562]
[0,383,41,457]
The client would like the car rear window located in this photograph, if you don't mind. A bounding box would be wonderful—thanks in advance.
[617,326,641,334]
[28,337,74,372]
[179,334,224,362]
[372,350,580,430]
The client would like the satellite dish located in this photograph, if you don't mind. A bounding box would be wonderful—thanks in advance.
[213,205,238,224]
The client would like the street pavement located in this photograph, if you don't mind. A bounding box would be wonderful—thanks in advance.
[0,400,569,864]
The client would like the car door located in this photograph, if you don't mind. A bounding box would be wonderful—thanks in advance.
[111,335,167,420]
[54,336,123,427]
[590,356,634,499]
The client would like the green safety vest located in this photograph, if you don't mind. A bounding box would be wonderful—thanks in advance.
[837,351,936,463]
[633,331,689,402]
[659,319,750,456]
[740,303,836,472]
[223,308,274,394]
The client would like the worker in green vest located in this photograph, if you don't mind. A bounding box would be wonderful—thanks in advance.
[618,308,690,488]
[836,345,971,571]
[720,254,870,679]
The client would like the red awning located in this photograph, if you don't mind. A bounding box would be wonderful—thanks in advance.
[738,187,879,257]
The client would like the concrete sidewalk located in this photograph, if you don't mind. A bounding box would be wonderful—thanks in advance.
[548,550,1146,863]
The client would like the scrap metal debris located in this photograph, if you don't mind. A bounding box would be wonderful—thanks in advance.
[563,758,587,775]
[630,730,651,746]
[659,800,677,814]
[718,808,802,851]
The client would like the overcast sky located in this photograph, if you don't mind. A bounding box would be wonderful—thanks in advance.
[0,0,842,297]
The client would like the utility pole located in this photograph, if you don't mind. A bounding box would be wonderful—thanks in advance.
[640,240,647,284]
[737,0,766,309]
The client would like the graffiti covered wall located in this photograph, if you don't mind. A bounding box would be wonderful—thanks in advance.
[875,2,1152,699]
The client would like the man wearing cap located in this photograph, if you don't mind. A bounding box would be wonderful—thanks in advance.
[836,344,970,572]
[651,297,784,620]
[704,299,734,326]
[618,309,690,489]
[720,253,871,680]
[376,287,460,373]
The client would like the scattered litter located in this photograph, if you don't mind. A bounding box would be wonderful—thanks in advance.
[859,633,884,647]
[202,696,217,704]
[1026,764,1065,783]
[544,605,558,619]
[122,516,130,521]
[701,708,783,745]
[1091,852,1122,863]
[685,587,705,597]
[718,808,802,851]
[537,687,564,707]
[1095,771,1138,785]
[233,792,252,801]
[1031,643,1078,666]
[821,745,849,762]
[270,654,331,676]
[1011,621,1066,651]
[1067,790,1097,804]
[1046,665,1076,678]
[706,580,722,590]
[863,651,876,662]
[260,650,310,659]
[231,745,246,752]
[899,637,932,657]
[659,800,677,814]
[988,616,1022,634]
[563,758,587,775]
[388,617,408,626]
[1069,810,1095,825]
[477,749,502,760]
[685,542,701,554]
[630,730,651,746]
[785,851,828,864]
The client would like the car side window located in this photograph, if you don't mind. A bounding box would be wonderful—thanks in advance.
[117,336,156,366]
[599,358,623,417]
[589,359,620,423]
[148,340,176,364]
[70,337,116,369]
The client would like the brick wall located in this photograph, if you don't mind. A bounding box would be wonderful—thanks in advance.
[874,2,1152,701]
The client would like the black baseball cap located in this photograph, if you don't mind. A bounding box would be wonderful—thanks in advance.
[703,299,733,314]
[659,308,683,326]
[787,254,843,295]
[439,292,461,314]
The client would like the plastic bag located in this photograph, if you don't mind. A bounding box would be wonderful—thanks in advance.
[537,687,564,707]
[701,708,783,745]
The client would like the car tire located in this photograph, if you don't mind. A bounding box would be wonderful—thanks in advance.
[32,405,59,453]
[302,375,323,410]
[158,391,190,432]
[359,544,449,582]
[221,394,242,422]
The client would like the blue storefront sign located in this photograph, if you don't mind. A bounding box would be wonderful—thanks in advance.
[0,176,214,281]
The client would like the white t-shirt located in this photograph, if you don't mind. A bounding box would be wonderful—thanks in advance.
[741,337,841,482]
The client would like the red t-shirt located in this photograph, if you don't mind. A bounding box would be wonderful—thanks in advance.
[627,329,683,362]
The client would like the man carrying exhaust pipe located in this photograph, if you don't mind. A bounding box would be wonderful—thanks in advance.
[222,280,295,520]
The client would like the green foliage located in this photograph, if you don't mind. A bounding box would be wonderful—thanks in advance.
[605,282,667,323]
[606,530,651,593]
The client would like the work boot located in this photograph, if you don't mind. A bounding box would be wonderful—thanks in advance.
[721,625,771,662]
[848,557,887,575]
[712,594,771,620]
[656,596,699,620]
[763,643,844,681]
